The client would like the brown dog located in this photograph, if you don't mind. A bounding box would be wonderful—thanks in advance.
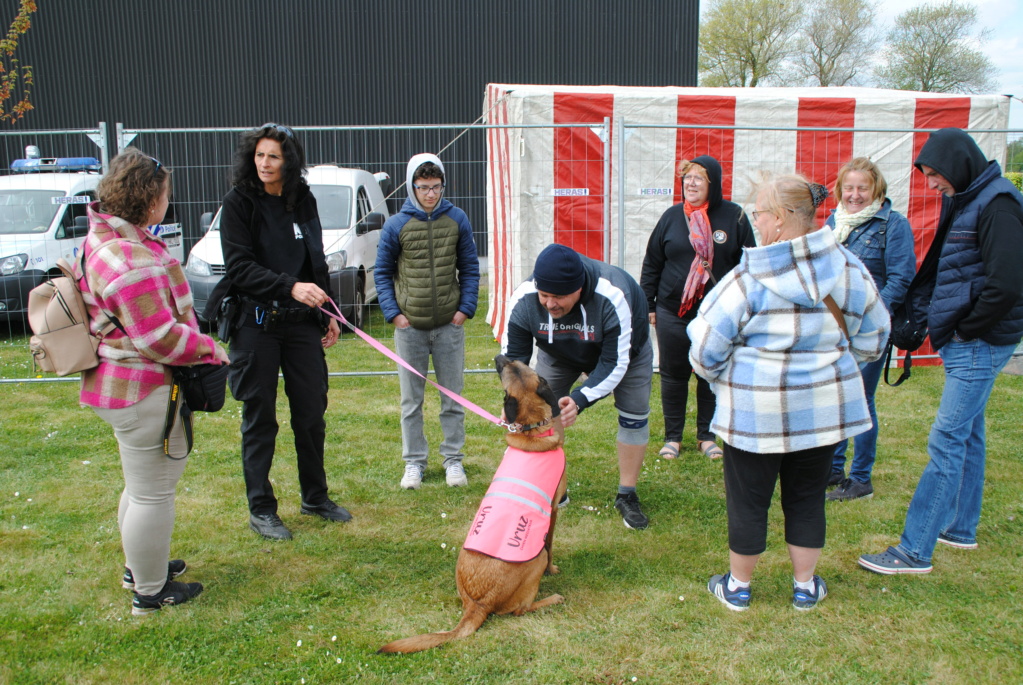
[378,354,567,654]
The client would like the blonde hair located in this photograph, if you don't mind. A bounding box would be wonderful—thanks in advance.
[833,157,887,204]
[752,172,824,234]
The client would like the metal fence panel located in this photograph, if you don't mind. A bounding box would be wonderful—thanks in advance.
[2,123,1021,380]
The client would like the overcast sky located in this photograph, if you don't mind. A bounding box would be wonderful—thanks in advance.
[874,0,1022,128]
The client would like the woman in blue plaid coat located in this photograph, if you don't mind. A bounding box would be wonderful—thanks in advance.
[687,173,891,612]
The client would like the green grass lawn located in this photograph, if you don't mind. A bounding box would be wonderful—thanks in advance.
[1,305,1022,684]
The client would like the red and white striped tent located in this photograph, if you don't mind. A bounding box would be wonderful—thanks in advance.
[484,84,1011,357]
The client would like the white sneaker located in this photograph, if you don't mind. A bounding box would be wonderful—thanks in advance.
[400,464,423,490]
[445,463,468,487]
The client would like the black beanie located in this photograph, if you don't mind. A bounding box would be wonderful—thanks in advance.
[533,244,584,295]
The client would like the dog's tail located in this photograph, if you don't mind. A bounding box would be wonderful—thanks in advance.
[377,603,488,654]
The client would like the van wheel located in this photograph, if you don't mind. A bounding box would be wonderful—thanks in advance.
[346,277,367,332]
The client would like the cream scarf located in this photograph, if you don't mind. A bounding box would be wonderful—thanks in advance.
[832,199,882,244]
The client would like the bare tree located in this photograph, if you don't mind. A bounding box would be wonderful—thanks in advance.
[699,0,804,87]
[0,0,35,124]
[792,0,883,86]
[874,0,997,94]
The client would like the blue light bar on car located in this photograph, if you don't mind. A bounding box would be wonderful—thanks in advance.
[10,157,102,173]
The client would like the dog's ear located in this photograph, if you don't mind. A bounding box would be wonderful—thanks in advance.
[536,377,561,417]
[503,394,519,424]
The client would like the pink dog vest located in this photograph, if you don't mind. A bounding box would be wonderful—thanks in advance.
[462,444,565,563]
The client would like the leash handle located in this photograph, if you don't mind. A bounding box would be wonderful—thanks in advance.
[319,299,505,427]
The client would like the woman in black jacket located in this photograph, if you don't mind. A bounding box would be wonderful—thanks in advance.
[640,155,755,460]
[220,123,350,541]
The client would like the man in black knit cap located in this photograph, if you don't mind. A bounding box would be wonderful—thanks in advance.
[502,243,655,530]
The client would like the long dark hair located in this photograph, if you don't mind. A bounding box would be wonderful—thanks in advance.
[230,123,307,210]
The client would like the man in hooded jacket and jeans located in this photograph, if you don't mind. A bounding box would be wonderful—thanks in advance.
[375,153,480,490]
[860,128,1023,575]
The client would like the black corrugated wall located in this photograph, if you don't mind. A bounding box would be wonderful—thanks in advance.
[2,0,698,250]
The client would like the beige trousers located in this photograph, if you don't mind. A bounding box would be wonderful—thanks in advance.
[94,385,190,596]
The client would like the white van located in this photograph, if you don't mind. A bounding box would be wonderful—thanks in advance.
[0,155,184,323]
[185,165,391,329]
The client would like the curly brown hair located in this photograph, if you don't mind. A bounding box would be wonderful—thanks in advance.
[231,123,307,211]
[97,148,171,226]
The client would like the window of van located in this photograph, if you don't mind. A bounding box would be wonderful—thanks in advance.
[57,191,97,238]
[0,190,63,235]
[357,186,371,222]
[310,185,353,231]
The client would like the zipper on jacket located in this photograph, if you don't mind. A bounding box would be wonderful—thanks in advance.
[427,215,438,324]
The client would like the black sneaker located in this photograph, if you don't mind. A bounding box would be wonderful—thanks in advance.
[122,559,187,590]
[827,471,845,488]
[558,491,570,509]
[826,479,874,502]
[614,492,649,530]
[249,513,293,540]
[132,580,203,616]
[300,498,353,522]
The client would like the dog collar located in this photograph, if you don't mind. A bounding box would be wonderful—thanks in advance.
[501,416,552,434]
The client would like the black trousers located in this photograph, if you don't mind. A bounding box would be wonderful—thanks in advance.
[228,318,330,515]
[655,304,715,443]
[721,442,835,555]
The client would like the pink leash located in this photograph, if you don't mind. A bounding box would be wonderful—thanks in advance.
[319,299,508,429]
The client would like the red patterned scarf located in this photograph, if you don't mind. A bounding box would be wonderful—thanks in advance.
[679,200,713,316]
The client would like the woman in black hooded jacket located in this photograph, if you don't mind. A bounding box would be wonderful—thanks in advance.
[640,155,755,460]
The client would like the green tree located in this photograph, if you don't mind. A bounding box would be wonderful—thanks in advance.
[699,0,804,87]
[0,0,35,124]
[793,0,882,86]
[874,0,997,94]
[1005,139,1023,176]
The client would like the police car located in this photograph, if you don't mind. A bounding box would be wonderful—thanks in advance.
[0,152,185,323]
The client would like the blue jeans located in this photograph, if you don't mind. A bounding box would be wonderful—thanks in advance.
[394,323,466,468]
[832,353,885,483]
[897,339,1016,563]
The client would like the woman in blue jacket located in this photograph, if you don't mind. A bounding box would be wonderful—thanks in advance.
[824,158,916,502]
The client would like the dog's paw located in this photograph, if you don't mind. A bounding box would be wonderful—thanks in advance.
[545,564,560,576]
[551,594,565,604]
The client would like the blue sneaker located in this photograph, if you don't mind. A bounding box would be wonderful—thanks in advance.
[792,575,828,610]
[937,535,978,550]
[858,546,932,575]
[707,572,751,612]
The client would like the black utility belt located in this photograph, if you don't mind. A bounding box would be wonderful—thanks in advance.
[240,299,318,330]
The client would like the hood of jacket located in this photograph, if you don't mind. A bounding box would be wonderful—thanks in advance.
[404,152,446,213]
[690,155,724,210]
[743,227,845,307]
[914,128,989,194]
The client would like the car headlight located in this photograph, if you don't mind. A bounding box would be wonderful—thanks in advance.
[185,254,212,277]
[0,253,28,276]
[325,250,347,273]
